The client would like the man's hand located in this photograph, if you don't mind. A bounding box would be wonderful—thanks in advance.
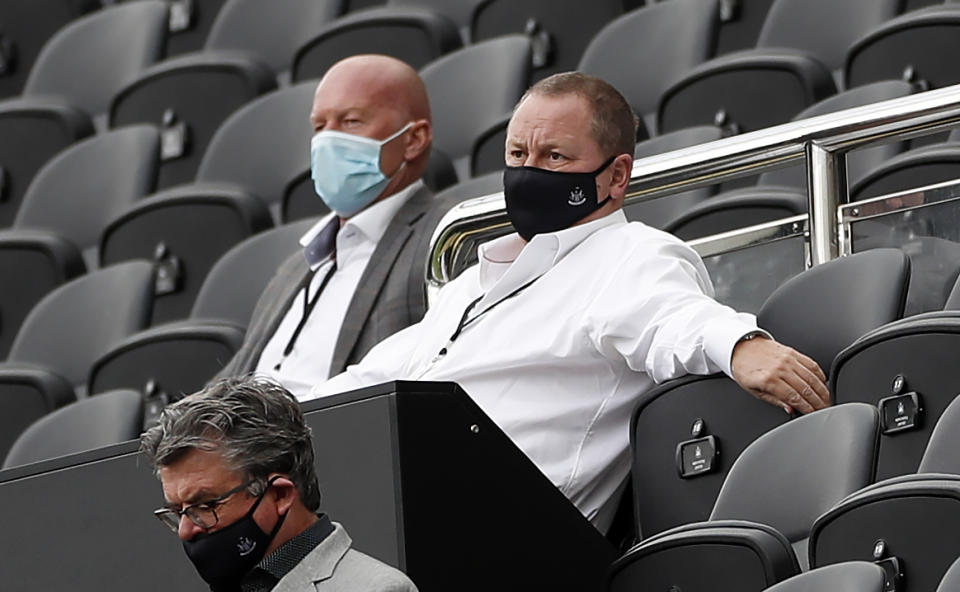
[731,336,831,414]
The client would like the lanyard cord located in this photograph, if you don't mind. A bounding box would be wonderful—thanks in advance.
[274,260,338,369]
[448,276,542,344]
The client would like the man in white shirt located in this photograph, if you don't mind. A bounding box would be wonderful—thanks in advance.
[305,72,830,531]
[218,55,449,398]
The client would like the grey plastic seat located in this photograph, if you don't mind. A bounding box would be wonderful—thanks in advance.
[938,555,960,592]
[389,0,484,37]
[663,185,806,240]
[614,403,880,592]
[578,0,719,127]
[757,248,910,376]
[0,261,154,460]
[810,474,960,592]
[470,0,623,80]
[851,138,960,201]
[846,6,960,93]
[919,391,960,475]
[292,7,462,82]
[2,388,143,469]
[20,1,167,120]
[760,81,915,191]
[0,0,100,100]
[762,562,886,592]
[0,99,94,228]
[0,126,159,355]
[627,126,724,229]
[88,219,317,405]
[713,0,776,55]
[420,35,531,179]
[163,0,230,57]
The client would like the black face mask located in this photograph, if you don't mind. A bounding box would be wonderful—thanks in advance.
[182,479,287,592]
[503,156,617,241]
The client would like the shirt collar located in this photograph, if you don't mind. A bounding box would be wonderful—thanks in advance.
[298,180,423,270]
[242,513,335,591]
[477,209,627,294]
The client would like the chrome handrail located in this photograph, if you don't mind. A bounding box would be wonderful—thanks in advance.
[428,84,960,293]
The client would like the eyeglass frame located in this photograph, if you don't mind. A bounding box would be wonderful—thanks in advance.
[153,478,259,533]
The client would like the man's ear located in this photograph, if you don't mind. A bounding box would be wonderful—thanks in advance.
[269,476,298,514]
[404,119,432,162]
[608,153,634,199]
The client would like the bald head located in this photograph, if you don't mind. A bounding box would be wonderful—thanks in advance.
[310,55,433,194]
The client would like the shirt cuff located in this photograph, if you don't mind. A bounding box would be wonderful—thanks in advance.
[700,313,771,378]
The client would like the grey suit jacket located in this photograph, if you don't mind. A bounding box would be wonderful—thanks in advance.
[218,185,442,379]
[273,523,418,592]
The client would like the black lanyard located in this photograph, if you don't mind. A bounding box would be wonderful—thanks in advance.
[274,260,338,370]
[447,275,542,345]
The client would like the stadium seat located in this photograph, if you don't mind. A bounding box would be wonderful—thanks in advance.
[291,7,462,81]
[763,562,886,592]
[99,184,273,324]
[19,1,167,122]
[89,219,317,406]
[757,248,910,375]
[658,0,903,135]
[0,0,100,100]
[577,0,719,125]
[939,556,960,592]
[832,313,960,479]
[713,0,776,55]
[627,126,725,229]
[470,0,623,80]
[810,474,960,592]
[630,375,791,538]
[161,0,230,57]
[0,98,94,228]
[846,6,960,93]
[420,35,531,179]
[759,81,915,191]
[432,170,502,203]
[614,403,879,591]
[0,261,154,460]
[389,0,484,39]
[203,0,345,76]
[108,54,277,189]
[2,388,142,469]
[919,392,960,475]
[851,135,960,201]
[663,185,806,240]
[282,147,457,222]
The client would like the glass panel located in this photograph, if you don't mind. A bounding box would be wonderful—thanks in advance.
[851,197,960,315]
[702,236,807,314]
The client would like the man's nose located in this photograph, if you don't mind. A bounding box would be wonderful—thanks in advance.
[178,514,204,541]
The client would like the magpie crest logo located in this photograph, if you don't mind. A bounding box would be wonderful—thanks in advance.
[568,186,586,206]
[237,537,257,556]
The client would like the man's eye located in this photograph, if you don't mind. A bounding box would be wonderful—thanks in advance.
[509,150,524,159]
[549,152,565,161]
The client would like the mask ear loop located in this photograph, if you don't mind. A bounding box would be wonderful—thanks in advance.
[378,121,416,177]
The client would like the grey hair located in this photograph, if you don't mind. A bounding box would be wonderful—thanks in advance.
[517,71,639,158]
[140,375,322,511]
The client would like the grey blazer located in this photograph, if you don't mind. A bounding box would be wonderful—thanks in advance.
[218,185,440,379]
[273,523,418,592]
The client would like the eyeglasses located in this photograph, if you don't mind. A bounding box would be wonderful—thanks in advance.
[153,479,255,533]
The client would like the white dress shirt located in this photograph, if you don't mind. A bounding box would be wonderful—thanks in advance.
[306,209,761,530]
[255,182,422,397]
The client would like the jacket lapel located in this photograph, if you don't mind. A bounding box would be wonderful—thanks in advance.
[272,524,352,591]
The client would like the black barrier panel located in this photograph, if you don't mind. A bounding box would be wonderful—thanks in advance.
[0,381,615,591]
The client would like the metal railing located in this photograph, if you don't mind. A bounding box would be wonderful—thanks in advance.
[427,84,960,297]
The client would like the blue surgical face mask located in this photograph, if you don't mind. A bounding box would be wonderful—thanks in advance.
[310,122,413,218]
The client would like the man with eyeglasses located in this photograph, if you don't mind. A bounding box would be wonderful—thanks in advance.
[140,376,417,592]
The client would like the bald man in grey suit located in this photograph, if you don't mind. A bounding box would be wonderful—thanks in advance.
[218,55,450,395]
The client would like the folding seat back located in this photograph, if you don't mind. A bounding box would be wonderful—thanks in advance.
[388,0,484,33]
[88,219,316,402]
[108,54,277,189]
[291,7,462,82]
[471,0,623,80]
[757,0,902,71]
[938,556,960,592]
[763,562,886,592]
[663,186,806,240]
[631,374,790,538]
[164,0,230,57]
[99,184,273,324]
[195,82,316,209]
[833,313,960,480]
[846,6,960,92]
[919,392,960,475]
[851,140,960,202]
[810,474,960,592]
[578,0,718,120]
[14,125,160,254]
[0,99,94,227]
[713,0,775,55]
[2,388,142,469]
[757,248,910,376]
[204,0,345,74]
[759,81,914,191]
[23,1,168,119]
[420,36,531,178]
[0,0,100,100]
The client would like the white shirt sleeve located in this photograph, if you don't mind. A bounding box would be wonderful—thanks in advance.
[582,234,761,383]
